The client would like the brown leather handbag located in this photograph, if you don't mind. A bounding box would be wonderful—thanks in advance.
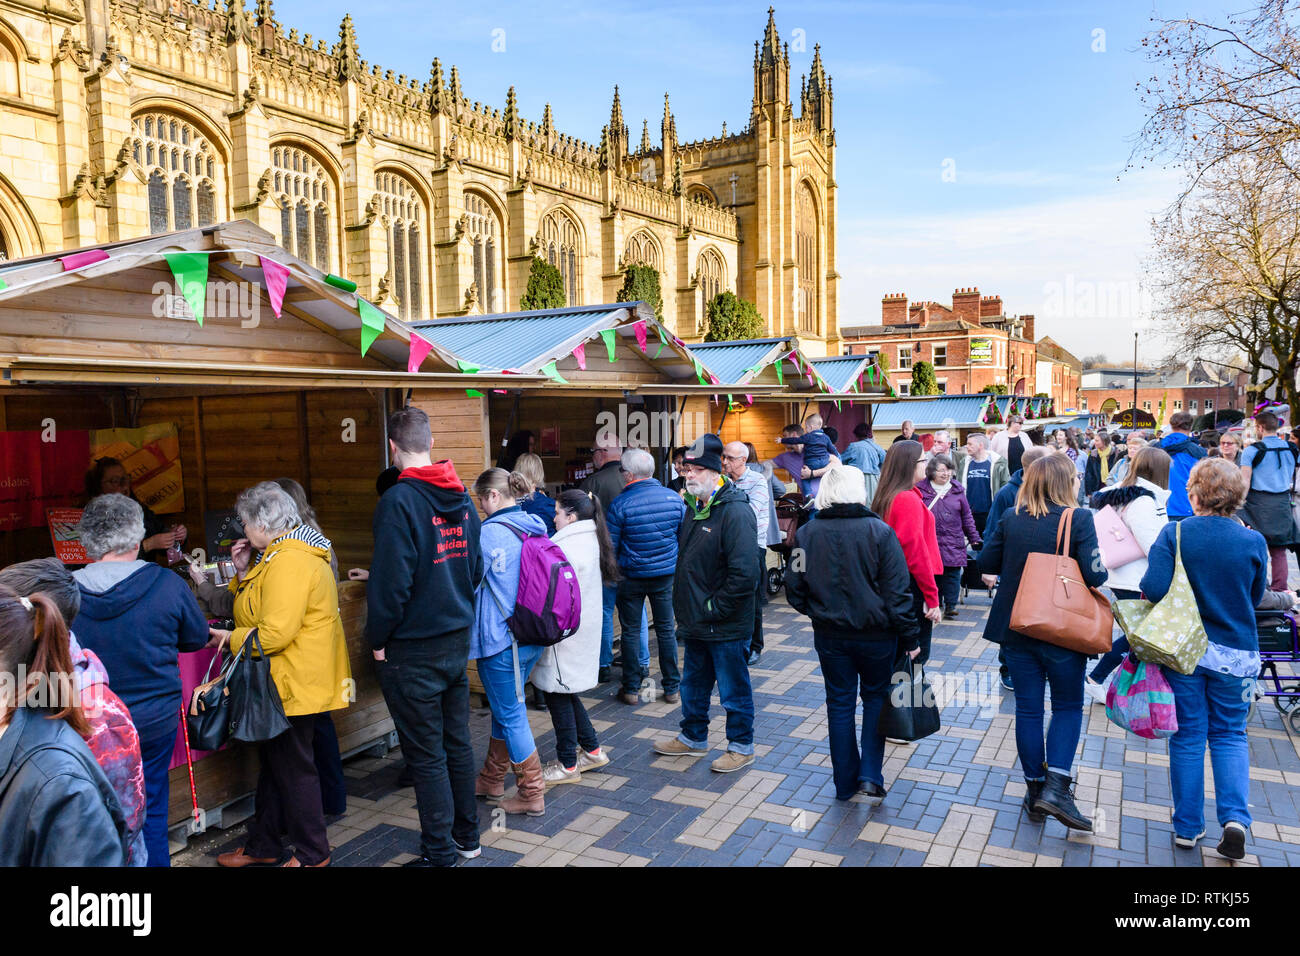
[1008,508,1113,654]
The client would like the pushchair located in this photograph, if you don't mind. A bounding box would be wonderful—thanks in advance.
[1255,610,1300,733]
[765,491,811,595]
[960,545,994,603]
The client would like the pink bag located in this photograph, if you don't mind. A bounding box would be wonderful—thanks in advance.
[1104,654,1178,739]
[1093,504,1145,570]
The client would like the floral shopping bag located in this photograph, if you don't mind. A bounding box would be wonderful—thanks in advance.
[1105,654,1177,739]
[1111,522,1207,675]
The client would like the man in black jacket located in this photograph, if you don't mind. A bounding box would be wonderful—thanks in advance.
[367,406,484,867]
[654,434,759,773]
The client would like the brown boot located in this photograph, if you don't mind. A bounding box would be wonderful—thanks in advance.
[498,750,545,817]
[476,737,510,801]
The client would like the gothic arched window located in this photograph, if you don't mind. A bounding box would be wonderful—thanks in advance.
[624,230,660,271]
[272,144,335,272]
[538,209,581,308]
[464,191,502,313]
[697,247,725,333]
[796,182,819,335]
[132,111,224,234]
[377,171,426,320]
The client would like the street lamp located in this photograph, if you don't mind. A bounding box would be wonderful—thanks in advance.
[1133,331,1138,420]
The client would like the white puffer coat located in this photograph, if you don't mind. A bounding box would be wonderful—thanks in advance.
[530,519,603,694]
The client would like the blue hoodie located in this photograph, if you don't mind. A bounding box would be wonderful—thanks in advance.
[1159,431,1207,517]
[471,506,549,660]
[73,561,209,741]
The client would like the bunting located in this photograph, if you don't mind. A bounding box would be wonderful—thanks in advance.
[466,389,485,398]
[164,252,210,327]
[599,328,617,362]
[573,342,587,371]
[633,320,648,353]
[407,333,433,373]
[456,359,480,375]
[258,256,289,319]
[59,249,109,271]
[654,326,668,359]
[541,361,568,385]
[357,298,386,356]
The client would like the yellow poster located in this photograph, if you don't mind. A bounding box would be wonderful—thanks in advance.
[90,423,185,515]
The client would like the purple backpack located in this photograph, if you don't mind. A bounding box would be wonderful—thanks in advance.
[1105,654,1178,739]
[499,525,581,646]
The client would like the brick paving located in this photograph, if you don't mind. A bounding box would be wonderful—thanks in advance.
[176,572,1300,868]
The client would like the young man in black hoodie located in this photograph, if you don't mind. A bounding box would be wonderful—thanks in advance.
[367,406,484,867]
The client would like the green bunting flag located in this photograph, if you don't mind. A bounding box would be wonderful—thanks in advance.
[164,252,210,327]
[694,361,708,386]
[357,298,386,356]
[653,326,667,360]
[325,274,358,293]
[465,388,485,398]
[774,361,783,385]
[0,278,7,291]
[599,328,618,363]
[456,359,480,375]
[541,360,569,384]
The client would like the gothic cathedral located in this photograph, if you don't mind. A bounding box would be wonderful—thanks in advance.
[0,2,839,352]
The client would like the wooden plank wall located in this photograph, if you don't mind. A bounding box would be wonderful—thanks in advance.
[411,388,491,489]
[713,400,801,466]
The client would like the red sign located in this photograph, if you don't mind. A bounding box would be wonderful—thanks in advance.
[0,430,91,530]
[47,507,88,564]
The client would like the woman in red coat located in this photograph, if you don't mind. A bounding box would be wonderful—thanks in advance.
[872,441,945,665]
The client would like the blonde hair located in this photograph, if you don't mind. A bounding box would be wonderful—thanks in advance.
[473,468,532,502]
[814,464,867,510]
[1187,457,1248,516]
[513,453,545,490]
[805,413,823,430]
[1015,454,1078,518]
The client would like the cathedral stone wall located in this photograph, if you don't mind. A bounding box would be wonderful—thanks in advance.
[0,2,839,353]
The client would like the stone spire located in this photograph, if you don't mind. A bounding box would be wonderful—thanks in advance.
[503,85,519,140]
[608,85,627,162]
[225,0,251,43]
[610,85,625,137]
[597,124,609,170]
[542,102,554,136]
[759,6,779,64]
[804,42,832,132]
[753,7,790,111]
[254,0,274,25]
[428,58,445,113]
[448,64,462,109]
[335,14,360,81]
[639,119,651,154]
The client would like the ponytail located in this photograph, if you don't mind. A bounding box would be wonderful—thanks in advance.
[473,467,532,504]
[556,489,622,584]
[0,586,87,736]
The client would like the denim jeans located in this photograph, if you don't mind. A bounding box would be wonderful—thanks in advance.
[544,692,599,768]
[377,633,479,864]
[936,566,962,611]
[601,583,648,669]
[814,633,893,799]
[138,725,175,867]
[616,574,679,695]
[907,578,933,665]
[1090,588,1140,684]
[1002,641,1087,779]
[476,641,545,762]
[1163,666,1253,838]
[678,638,755,754]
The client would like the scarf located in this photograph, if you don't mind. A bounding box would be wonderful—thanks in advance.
[685,475,727,520]
[930,481,952,502]
[1099,450,1111,483]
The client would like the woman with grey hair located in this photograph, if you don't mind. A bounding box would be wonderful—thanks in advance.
[73,494,210,867]
[211,481,351,868]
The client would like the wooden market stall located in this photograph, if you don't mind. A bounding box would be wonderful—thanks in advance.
[0,220,536,848]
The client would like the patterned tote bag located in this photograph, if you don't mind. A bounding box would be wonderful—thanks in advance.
[1111,522,1208,675]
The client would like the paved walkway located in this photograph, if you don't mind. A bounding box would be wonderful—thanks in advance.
[176,575,1300,868]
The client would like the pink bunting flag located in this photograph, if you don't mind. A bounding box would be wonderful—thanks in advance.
[634,321,648,353]
[744,394,753,405]
[59,249,109,271]
[493,389,508,394]
[407,333,433,373]
[573,342,587,370]
[259,256,290,319]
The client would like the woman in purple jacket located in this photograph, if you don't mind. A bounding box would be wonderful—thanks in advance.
[916,455,982,619]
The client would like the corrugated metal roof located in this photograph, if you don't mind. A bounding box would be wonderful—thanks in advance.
[871,396,992,429]
[810,355,868,393]
[688,338,789,385]
[411,304,626,371]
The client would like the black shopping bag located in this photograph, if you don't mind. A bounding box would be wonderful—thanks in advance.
[876,654,941,742]
[226,629,292,743]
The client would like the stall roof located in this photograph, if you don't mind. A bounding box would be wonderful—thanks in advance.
[688,338,792,386]
[810,354,879,394]
[688,338,895,403]
[0,221,532,388]
[870,394,1069,430]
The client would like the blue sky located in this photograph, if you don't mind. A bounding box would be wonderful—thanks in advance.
[272,0,1227,359]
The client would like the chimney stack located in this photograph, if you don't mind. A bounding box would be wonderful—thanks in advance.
[979,294,1002,318]
[881,292,908,325]
[951,286,981,322]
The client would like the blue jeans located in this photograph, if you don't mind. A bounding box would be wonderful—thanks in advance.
[139,725,176,867]
[814,633,893,798]
[1090,588,1140,684]
[477,642,545,762]
[616,574,679,695]
[1164,666,1253,838]
[600,583,648,669]
[678,638,755,754]
[1002,641,1086,779]
[936,566,962,611]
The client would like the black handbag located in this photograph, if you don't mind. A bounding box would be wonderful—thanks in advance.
[186,647,237,752]
[225,629,292,743]
[876,654,941,742]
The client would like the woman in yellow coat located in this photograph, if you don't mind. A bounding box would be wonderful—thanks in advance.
[211,481,350,868]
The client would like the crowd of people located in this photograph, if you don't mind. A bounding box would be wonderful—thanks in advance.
[0,402,1293,867]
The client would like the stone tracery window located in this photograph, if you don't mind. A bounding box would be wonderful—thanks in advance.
[696,247,724,332]
[132,111,223,234]
[624,230,660,271]
[377,170,425,320]
[796,182,819,335]
[464,191,501,313]
[538,209,581,308]
[272,144,334,271]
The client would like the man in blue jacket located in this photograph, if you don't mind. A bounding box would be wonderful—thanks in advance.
[606,448,687,704]
[1159,411,1207,520]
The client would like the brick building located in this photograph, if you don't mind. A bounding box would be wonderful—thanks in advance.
[841,287,1078,407]
[1079,361,1238,423]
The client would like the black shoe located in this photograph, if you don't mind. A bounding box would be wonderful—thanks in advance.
[943,607,957,620]
[999,672,1014,691]
[1022,780,1045,822]
[857,782,887,803]
[597,666,612,683]
[747,650,761,666]
[402,855,449,868]
[1216,822,1247,861]
[1032,771,1092,831]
